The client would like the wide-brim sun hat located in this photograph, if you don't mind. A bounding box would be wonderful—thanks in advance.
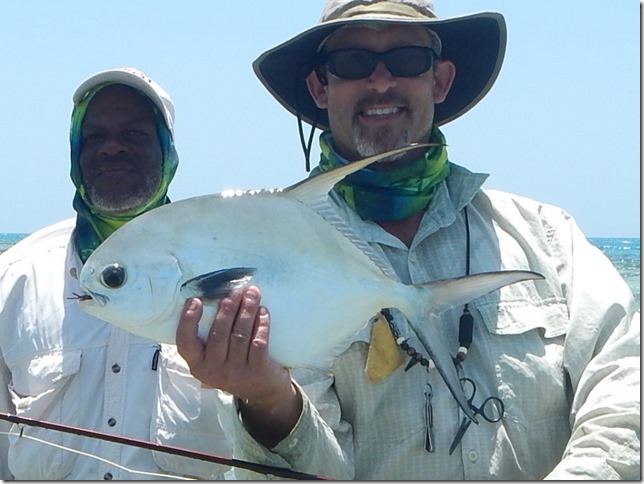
[253,0,507,131]
[73,67,176,139]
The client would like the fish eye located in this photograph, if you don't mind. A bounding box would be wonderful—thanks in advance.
[101,263,127,288]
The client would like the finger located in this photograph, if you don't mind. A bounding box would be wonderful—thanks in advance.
[227,286,262,364]
[203,288,243,362]
[176,298,205,367]
[248,306,271,362]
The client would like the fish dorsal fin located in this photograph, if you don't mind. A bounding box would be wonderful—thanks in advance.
[283,144,433,208]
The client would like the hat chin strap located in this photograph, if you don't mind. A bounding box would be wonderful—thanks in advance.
[295,64,321,172]
[297,110,319,172]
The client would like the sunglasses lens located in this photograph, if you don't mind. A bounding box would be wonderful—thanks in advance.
[326,50,376,79]
[322,47,435,80]
[386,47,435,77]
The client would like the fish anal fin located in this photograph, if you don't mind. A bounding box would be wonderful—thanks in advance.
[423,270,544,314]
[181,267,256,302]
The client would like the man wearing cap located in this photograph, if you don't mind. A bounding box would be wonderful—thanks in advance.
[0,68,231,480]
[177,0,639,480]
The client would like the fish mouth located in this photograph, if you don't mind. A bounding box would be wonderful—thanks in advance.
[75,290,108,307]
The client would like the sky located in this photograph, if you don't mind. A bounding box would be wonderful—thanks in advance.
[0,1,640,237]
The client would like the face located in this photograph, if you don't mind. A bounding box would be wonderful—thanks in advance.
[307,24,455,164]
[79,84,163,215]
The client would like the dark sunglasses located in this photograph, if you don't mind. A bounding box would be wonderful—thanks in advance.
[315,46,438,84]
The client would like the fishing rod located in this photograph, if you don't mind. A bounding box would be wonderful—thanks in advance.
[0,412,331,480]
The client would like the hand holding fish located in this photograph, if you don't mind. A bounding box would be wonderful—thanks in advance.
[177,286,303,448]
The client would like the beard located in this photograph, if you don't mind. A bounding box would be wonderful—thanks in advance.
[351,93,414,159]
[87,171,162,215]
[353,123,413,158]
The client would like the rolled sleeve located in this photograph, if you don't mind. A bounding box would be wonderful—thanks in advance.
[230,378,354,480]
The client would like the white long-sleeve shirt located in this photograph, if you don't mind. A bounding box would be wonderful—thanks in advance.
[0,218,232,480]
[225,163,640,480]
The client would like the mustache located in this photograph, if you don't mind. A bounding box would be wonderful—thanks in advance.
[95,153,138,165]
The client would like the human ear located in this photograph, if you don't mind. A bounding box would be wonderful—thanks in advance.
[306,71,329,109]
[432,60,456,104]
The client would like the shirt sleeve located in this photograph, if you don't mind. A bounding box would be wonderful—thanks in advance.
[0,255,16,480]
[228,369,355,480]
[544,210,640,479]
[0,355,15,480]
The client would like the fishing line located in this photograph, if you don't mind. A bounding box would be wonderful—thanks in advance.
[0,430,193,480]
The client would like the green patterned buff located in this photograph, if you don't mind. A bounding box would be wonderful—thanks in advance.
[69,84,179,263]
[317,125,450,221]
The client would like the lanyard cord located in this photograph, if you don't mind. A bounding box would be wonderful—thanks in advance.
[456,206,474,363]
[382,205,475,371]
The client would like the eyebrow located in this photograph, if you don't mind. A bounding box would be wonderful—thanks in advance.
[82,112,156,129]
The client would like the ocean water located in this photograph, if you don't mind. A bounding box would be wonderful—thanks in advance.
[0,233,640,308]
[588,237,640,307]
[0,233,28,254]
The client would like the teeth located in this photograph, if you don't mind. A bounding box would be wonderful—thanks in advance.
[364,107,399,116]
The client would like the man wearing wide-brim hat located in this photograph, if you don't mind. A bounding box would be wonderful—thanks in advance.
[177,0,640,479]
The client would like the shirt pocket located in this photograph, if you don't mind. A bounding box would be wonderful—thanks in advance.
[332,340,427,445]
[151,345,232,479]
[7,349,82,479]
[475,296,571,476]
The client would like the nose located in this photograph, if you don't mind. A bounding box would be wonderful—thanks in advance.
[98,133,126,157]
[366,61,397,93]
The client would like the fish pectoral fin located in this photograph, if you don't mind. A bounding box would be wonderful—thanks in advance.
[180,267,256,302]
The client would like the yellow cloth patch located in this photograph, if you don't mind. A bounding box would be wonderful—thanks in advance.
[365,314,404,383]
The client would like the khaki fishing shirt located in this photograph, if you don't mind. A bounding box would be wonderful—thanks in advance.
[0,219,232,480]
[224,163,640,480]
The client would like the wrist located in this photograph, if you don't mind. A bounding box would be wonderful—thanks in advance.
[237,380,303,448]
[238,378,300,414]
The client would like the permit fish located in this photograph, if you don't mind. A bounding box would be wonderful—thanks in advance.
[78,145,543,421]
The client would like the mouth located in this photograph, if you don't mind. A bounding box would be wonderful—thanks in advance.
[97,167,136,177]
[358,106,406,126]
[361,106,402,117]
[73,290,108,307]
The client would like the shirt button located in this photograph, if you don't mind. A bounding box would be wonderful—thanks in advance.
[468,450,479,462]
[111,364,121,373]
[104,472,113,480]
[107,418,117,427]
[287,438,298,450]
[409,252,418,263]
